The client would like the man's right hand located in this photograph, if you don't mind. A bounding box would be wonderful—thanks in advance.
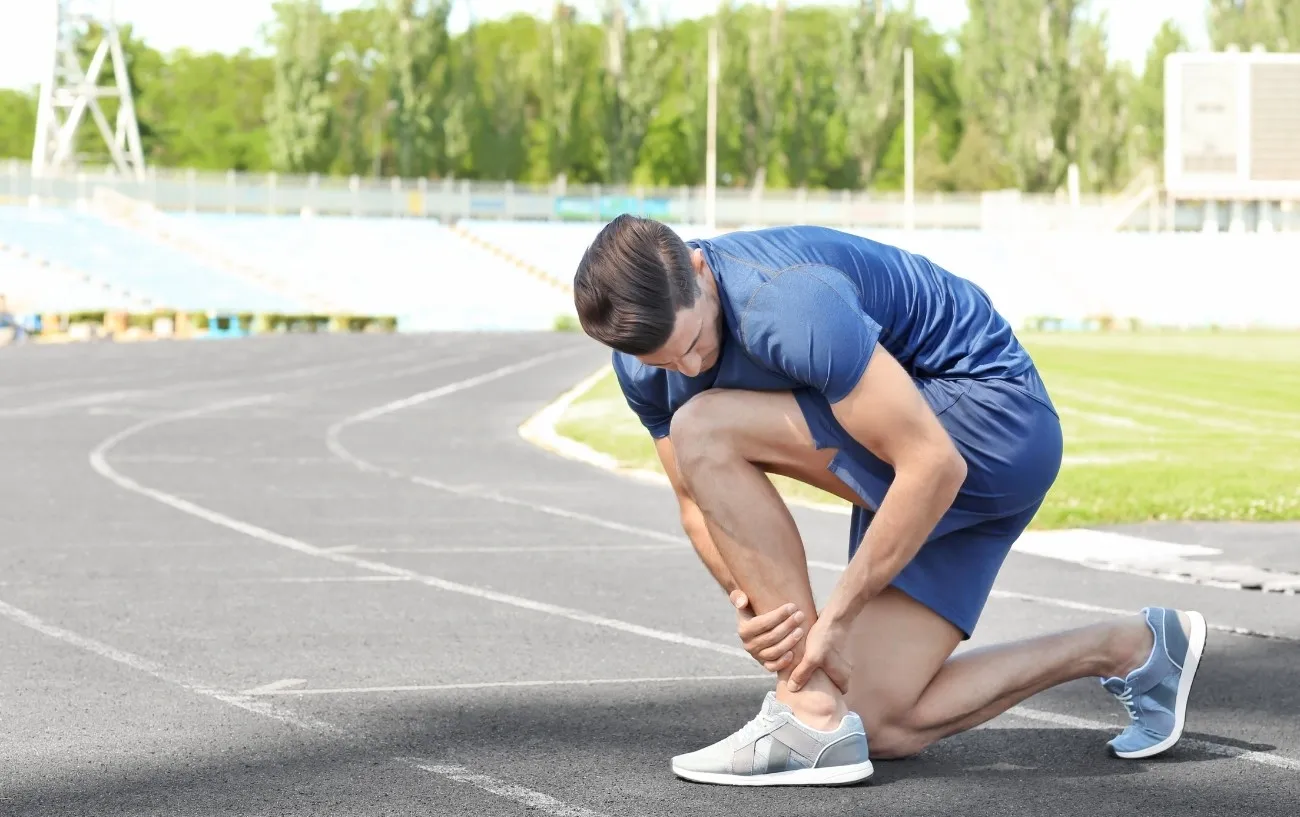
[730,590,807,673]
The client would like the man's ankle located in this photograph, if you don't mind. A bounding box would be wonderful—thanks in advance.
[775,674,849,731]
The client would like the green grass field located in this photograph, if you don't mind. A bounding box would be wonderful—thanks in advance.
[553,331,1300,529]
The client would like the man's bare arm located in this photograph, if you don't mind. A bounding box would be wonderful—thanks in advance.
[820,343,967,626]
[653,435,739,595]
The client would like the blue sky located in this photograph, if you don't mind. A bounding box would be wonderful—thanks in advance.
[1,0,1210,91]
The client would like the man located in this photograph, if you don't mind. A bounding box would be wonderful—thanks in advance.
[571,215,1207,787]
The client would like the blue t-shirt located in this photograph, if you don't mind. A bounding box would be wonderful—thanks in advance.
[613,225,1032,439]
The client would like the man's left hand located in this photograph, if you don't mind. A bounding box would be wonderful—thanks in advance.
[787,614,853,695]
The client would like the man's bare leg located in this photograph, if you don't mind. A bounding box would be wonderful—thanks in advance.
[668,389,860,730]
[839,587,1165,758]
[669,387,1158,749]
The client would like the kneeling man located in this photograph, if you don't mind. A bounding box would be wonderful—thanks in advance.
[571,216,1207,786]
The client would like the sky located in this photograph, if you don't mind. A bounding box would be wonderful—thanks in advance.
[0,0,1211,92]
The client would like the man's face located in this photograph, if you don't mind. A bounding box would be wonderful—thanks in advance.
[635,275,721,378]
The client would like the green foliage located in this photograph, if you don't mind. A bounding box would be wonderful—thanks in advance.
[1208,0,1300,51]
[1,2,1292,195]
[266,0,335,173]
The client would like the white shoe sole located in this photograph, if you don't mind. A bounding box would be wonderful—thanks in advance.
[1112,610,1207,759]
[672,759,874,787]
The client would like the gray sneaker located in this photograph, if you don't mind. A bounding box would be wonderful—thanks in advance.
[671,692,873,786]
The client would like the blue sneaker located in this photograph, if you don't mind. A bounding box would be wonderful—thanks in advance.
[1100,607,1207,759]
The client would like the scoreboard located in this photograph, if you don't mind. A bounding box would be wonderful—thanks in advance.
[1165,51,1300,201]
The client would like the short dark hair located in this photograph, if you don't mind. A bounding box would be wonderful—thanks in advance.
[572,214,699,355]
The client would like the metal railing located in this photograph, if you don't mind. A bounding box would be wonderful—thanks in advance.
[2,160,1175,231]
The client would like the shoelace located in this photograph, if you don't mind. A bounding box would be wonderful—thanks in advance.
[1112,687,1140,721]
[728,712,780,749]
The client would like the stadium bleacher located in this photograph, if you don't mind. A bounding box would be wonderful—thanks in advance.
[186,213,576,332]
[457,220,728,289]
[0,248,144,315]
[0,206,305,314]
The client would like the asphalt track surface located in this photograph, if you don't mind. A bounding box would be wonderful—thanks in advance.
[1,333,1297,816]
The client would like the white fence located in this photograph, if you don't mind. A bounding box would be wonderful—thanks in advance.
[3,159,1261,232]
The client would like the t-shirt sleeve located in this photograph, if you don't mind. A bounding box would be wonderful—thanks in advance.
[611,352,674,439]
[739,265,883,404]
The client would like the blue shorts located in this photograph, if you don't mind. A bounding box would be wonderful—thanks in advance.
[794,366,1063,639]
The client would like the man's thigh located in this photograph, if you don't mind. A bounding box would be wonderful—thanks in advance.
[674,388,870,510]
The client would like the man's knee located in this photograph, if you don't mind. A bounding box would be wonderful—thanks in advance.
[865,718,931,760]
[668,390,743,474]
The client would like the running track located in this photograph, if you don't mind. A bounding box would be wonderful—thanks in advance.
[1,332,1297,816]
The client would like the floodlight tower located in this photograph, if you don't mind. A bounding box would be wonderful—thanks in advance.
[30,0,146,180]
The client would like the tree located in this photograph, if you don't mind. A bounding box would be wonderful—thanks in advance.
[1208,0,1300,51]
[874,19,964,191]
[265,0,335,174]
[0,91,37,161]
[1131,20,1188,176]
[601,1,673,184]
[383,0,452,178]
[1071,16,1134,192]
[836,0,912,189]
[958,0,1082,193]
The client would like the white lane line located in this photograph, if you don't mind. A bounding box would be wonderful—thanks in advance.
[329,347,581,430]
[246,674,770,696]
[0,599,609,814]
[244,678,308,694]
[256,576,415,584]
[0,390,143,417]
[330,543,686,555]
[90,361,746,663]
[403,761,610,817]
[0,598,334,732]
[1004,706,1300,772]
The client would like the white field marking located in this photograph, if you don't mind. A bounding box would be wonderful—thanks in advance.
[328,543,686,555]
[0,598,335,732]
[514,363,856,512]
[1052,385,1300,440]
[403,761,610,817]
[246,674,771,696]
[0,390,143,417]
[1012,528,1223,565]
[1004,706,1300,772]
[517,364,629,473]
[90,378,748,664]
[1060,452,1160,466]
[1059,377,1300,424]
[1055,405,1154,431]
[244,678,308,694]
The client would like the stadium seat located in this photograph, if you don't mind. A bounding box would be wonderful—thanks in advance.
[0,206,306,313]
[185,213,576,331]
[0,249,142,313]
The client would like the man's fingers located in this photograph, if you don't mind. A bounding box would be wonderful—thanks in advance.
[787,654,816,693]
[756,626,804,662]
[730,590,748,610]
[737,604,802,642]
[762,652,794,673]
